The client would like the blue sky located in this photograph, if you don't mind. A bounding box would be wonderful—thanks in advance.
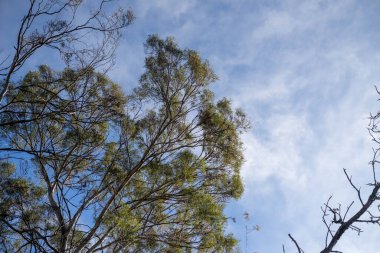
[2,0,380,252]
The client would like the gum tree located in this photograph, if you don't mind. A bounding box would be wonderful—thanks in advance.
[0,36,249,252]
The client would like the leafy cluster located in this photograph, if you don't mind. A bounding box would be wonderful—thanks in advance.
[0,36,249,252]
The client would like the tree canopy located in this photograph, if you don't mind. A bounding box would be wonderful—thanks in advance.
[0,35,249,252]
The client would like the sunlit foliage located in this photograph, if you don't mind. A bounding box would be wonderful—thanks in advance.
[0,36,249,252]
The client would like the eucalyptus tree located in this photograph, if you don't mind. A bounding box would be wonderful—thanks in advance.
[0,36,249,253]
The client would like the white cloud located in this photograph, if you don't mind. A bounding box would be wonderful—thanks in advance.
[242,113,311,192]
[223,1,380,248]
[136,0,196,20]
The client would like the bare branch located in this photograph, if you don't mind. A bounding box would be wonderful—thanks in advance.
[0,0,134,102]
[288,234,304,253]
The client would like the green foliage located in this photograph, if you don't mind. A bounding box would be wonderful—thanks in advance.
[0,36,249,252]
[0,162,49,252]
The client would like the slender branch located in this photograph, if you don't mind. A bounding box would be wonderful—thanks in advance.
[288,234,304,253]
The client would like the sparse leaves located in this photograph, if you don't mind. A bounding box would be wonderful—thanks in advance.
[0,0,134,102]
